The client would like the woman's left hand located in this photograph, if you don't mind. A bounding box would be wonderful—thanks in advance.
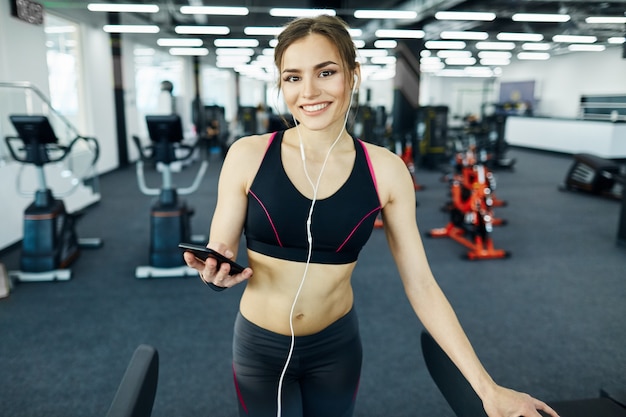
[483,385,560,417]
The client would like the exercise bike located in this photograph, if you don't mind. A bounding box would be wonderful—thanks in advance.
[133,114,208,279]
[4,114,102,281]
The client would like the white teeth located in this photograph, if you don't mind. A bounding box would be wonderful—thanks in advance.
[302,103,328,112]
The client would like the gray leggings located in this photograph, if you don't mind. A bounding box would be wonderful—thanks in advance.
[232,308,362,417]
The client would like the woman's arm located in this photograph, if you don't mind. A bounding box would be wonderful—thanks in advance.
[183,136,260,287]
[372,146,558,417]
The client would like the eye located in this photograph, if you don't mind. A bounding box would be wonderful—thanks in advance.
[283,74,300,83]
[319,69,336,78]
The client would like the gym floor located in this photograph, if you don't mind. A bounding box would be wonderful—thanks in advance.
[0,147,624,417]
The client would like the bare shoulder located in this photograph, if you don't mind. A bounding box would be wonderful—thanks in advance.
[359,141,413,204]
[222,133,274,178]
[359,141,409,180]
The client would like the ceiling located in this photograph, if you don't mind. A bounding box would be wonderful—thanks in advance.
[44,0,626,74]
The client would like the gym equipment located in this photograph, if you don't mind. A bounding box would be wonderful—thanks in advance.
[618,182,626,247]
[429,153,510,260]
[560,153,624,200]
[133,114,208,279]
[421,330,626,417]
[106,344,159,417]
[4,114,102,282]
[416,106,449,170]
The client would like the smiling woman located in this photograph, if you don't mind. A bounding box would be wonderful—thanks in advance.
[183,14,560,417]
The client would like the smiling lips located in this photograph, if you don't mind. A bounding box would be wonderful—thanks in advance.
[302,102,330,112]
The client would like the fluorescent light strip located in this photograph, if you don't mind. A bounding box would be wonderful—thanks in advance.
[608,37,626,44]
[375,29,424,38]
[371,56,397,65]
[175,26,230,35]
[553,35,597,43]
[497,32,543,42]
[357,49,388,57]
[45,26,76,34]
[157,38,203,47]
[478,51,512,59]
[374,40,398,48]
[445,57,477,66]
[88,3,159,13]
[517,52,550,60]
[476,41,515,50]
[480,58,510,66]
[269,8,336,17]
[512,13,570,22]
[354,10,418,19]
[169,47,209,56]
[349,29,363,37]
[585,16,626,24]
[425,40,466,49]
[214,39,259,47]
[522,42,551,51]
[103,25,159,34]
[435,11,495,21]
[244,27,284,36]
[440,31,489,40]
[437,50,472,58]
[568,44,606,52]
[353,40,366,48]
[216,48,255,56]
[180,6,249,15]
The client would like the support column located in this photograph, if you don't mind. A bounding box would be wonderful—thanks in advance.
[108,12,129,168]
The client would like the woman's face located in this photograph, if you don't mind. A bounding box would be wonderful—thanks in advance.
[280,33,352,133]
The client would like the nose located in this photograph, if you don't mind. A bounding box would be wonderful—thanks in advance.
[301,76,320,99]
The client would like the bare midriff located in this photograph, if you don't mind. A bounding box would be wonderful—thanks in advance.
[239,250,356,336]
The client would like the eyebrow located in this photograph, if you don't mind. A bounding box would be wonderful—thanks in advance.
[281,60,339,74]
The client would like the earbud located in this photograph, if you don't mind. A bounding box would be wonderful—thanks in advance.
[353,74,359,90]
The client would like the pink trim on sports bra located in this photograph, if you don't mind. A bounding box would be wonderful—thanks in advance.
[248,190,283,247]
[358,139,379,196]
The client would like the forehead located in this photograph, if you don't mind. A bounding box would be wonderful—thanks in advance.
[280,33,342,70]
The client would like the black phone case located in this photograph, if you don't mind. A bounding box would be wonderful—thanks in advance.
[178,243,245,275]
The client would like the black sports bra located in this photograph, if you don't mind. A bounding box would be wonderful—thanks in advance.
[244,131,381,264]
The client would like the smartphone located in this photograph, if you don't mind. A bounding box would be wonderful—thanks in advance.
[178,243,246,275]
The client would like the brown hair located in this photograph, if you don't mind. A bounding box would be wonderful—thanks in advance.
[273,15,357,89]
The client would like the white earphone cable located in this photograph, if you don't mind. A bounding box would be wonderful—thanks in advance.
[276,77,357,417]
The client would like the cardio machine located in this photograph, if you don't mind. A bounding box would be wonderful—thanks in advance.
[4,114,102,281]
[133,114,208,279]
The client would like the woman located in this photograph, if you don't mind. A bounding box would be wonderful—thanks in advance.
[184,15,559,417]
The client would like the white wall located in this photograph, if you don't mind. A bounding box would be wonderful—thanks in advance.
[498,45,626,118]
[421,45,626,120]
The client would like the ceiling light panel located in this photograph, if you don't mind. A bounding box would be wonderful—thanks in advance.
[497,33,543,42]
[522,42,551,51]
[440,31,489,40]
[435,11,496,21]
[244,27,284,36]
[180,6,249,15]
[269,8,336,17]
[157,38,203,47]
[425,40,466,49]
[585,17,626,24]
[354,10,418,19]
[475,41,516,50]
[175,26,230,35]
[375,29,424,38]
[214,39,259,48]
[512,13,570,22]
[552,35,597,43]
[103,25,159,33]
[88,3,159,13]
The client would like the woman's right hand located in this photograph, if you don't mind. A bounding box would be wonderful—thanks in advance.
[183,242,253,289]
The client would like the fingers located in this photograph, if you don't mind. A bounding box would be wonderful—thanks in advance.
[533,399,560,417]
[183,245,252,289]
